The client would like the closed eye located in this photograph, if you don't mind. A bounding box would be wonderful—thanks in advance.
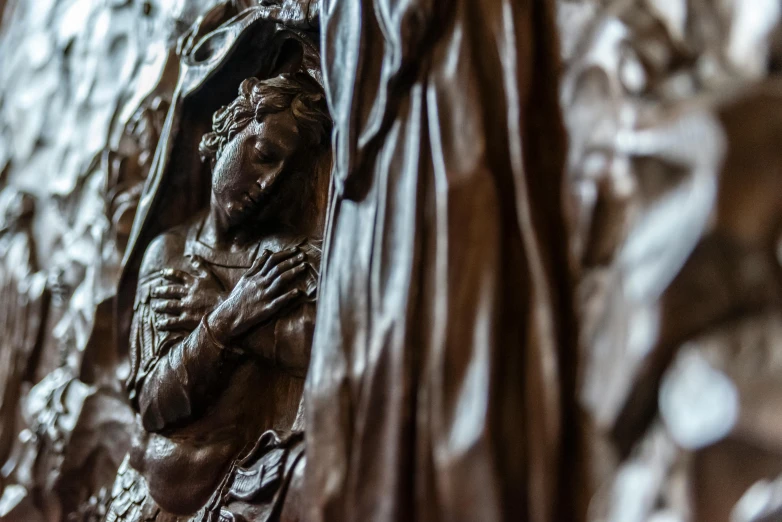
[254,140,281,164]
[255,149,277,164]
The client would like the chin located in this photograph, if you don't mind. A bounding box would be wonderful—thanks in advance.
[246,213,273,229]
[227,211,247,228]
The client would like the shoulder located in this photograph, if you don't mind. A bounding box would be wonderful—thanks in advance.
[138,226,189,279]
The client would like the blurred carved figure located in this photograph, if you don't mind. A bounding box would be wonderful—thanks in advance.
[562,0,782,520]
[0,191,45,472]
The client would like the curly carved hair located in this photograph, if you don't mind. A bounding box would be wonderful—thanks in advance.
[198,73,331,166]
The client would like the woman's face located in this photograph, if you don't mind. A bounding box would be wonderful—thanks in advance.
[211,109,302,227]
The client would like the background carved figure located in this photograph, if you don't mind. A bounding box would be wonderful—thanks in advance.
[562,0,782,520]
[0,190,45,475]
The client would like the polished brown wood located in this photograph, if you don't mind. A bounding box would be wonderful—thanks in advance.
[0,1,781,521]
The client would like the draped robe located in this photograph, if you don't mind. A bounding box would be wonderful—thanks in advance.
[304,0,577,521]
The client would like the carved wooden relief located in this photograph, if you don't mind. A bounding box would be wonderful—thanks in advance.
[0,1,780,521]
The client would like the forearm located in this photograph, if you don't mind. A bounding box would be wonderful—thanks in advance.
[138,316,240,432]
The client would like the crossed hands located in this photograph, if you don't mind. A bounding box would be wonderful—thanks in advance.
[152,247,309,343]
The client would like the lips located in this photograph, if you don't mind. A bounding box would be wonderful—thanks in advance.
[235,179,270,218]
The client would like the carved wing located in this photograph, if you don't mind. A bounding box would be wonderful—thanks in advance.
[105,456,152,522]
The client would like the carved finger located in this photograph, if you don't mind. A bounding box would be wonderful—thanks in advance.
[160,268,191,284]
[156,317,179,331]
[175,314,201,330]
[189,255,206,271]
[189,255,222,285]
[151,285,187,299]
[260,248,300,276]
[156,315,199,332]
[151,299,184,315]
[268,263,307,294]
[248,249,272,276]
[266,289,303,316]
[265,253,306,280]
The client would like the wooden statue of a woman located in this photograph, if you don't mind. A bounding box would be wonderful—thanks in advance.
[106,72,331,522]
